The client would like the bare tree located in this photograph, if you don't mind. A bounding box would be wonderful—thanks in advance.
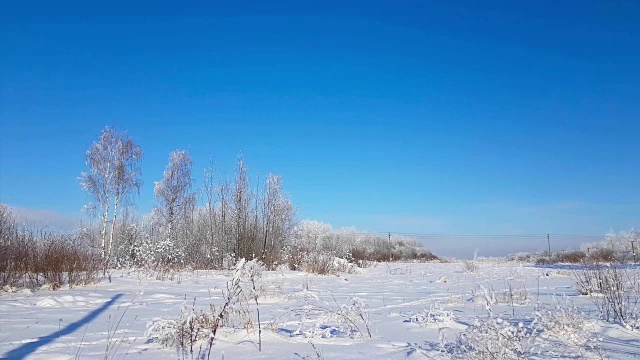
[233,156,253,260]
[107,136,142,258]
[217,177,231,267]
[0,204,16,244]
[261,174,295,265]
[202,159,217,264]
[79,126,143,258]
[154,150,196,244]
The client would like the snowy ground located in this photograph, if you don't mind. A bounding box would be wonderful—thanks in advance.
[2,261,640,359]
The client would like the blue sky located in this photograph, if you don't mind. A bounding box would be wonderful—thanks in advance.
[1,1,639,251]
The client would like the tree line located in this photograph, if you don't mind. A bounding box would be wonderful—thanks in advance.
[77,126,435,271]
[80,126,296,270]
[0,125,435,289]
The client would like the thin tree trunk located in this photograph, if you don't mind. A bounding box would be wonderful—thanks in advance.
[108,195,119,258]
[262,226,269,258]
[101,197,110,258]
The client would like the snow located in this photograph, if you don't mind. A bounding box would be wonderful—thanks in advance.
[2,261,640,359]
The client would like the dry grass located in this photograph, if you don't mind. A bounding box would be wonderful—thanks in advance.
[536,251,588,265]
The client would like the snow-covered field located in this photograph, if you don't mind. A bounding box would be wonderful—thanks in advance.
[2,261,640,359]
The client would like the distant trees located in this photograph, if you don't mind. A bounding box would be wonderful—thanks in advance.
[74,126,431,272]
[79,126,143,258]
[103,152,296,269]
[227,158,296,267]
[0,204,15,242]
[287,220,436,272]
[1,124,442,292]
[580,228,640,263]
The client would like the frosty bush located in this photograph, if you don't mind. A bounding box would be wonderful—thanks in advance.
[410,302,456,326]
[288,221,438,271]
[534,298,601,352]
[147,259,246,357]
[279,297,372,339]
[146,303,216,351]
[534,251,587,265]
[300,253,358,275]
[573,264,640,327]
[240,259,265,350]
[283,245,307,271]
[446,317,537,360]
[304,252,337,275]
[435,300,602,359]
[463,260,479,273]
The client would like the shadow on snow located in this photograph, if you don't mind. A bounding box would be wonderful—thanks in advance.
[1,293,124,360]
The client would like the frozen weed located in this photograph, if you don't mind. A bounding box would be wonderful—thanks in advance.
[410,302,456,326]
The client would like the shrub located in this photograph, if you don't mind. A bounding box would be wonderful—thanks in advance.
[147,304,216,350]
[303,253,340,275]
[0,228,101,291]
[289,221,438,269]
[445,317,536,360]
[534,298,595,350]
[439,308,601,359]
[147,259,246,357]
[416,251,439,261]
[573,265,640,327]
[284,245,308,271]
[409,302,456,326]
[534,251,587,265]
[559,251,587,263]
[463,260,479,273]
[587,248,615,264]
[278,297,371,339]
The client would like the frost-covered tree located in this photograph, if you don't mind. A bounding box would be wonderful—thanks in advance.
[79,126,143,258]
[292,220,333,250]
[233,156,253,260]
[0,204,16,244]
[261,173,295,264]
[581,228,639,262]
[217,176,232,266]
[154,150,196,252]
[202,159,217,261]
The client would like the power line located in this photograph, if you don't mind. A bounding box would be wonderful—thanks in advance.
[323,231,604,241]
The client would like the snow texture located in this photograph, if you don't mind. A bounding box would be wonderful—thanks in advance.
[2,261,640,359]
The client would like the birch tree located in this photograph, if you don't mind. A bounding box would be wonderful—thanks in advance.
[107,135,143,257]
[261,174,295,264]
[79,126,143,258]
[154,150,196,245]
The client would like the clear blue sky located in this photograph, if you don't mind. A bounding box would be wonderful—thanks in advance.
[1,1,639,244]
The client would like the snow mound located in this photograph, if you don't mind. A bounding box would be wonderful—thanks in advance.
[36,297,58,307]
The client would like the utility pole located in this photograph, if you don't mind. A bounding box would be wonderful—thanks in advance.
[389,232,392,261]
[547,234,551,254]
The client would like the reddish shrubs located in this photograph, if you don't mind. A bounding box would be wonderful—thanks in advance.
[0,232,101,291]
[587,248,615,263]
[348,246,439,265]
[535,251,587,265]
